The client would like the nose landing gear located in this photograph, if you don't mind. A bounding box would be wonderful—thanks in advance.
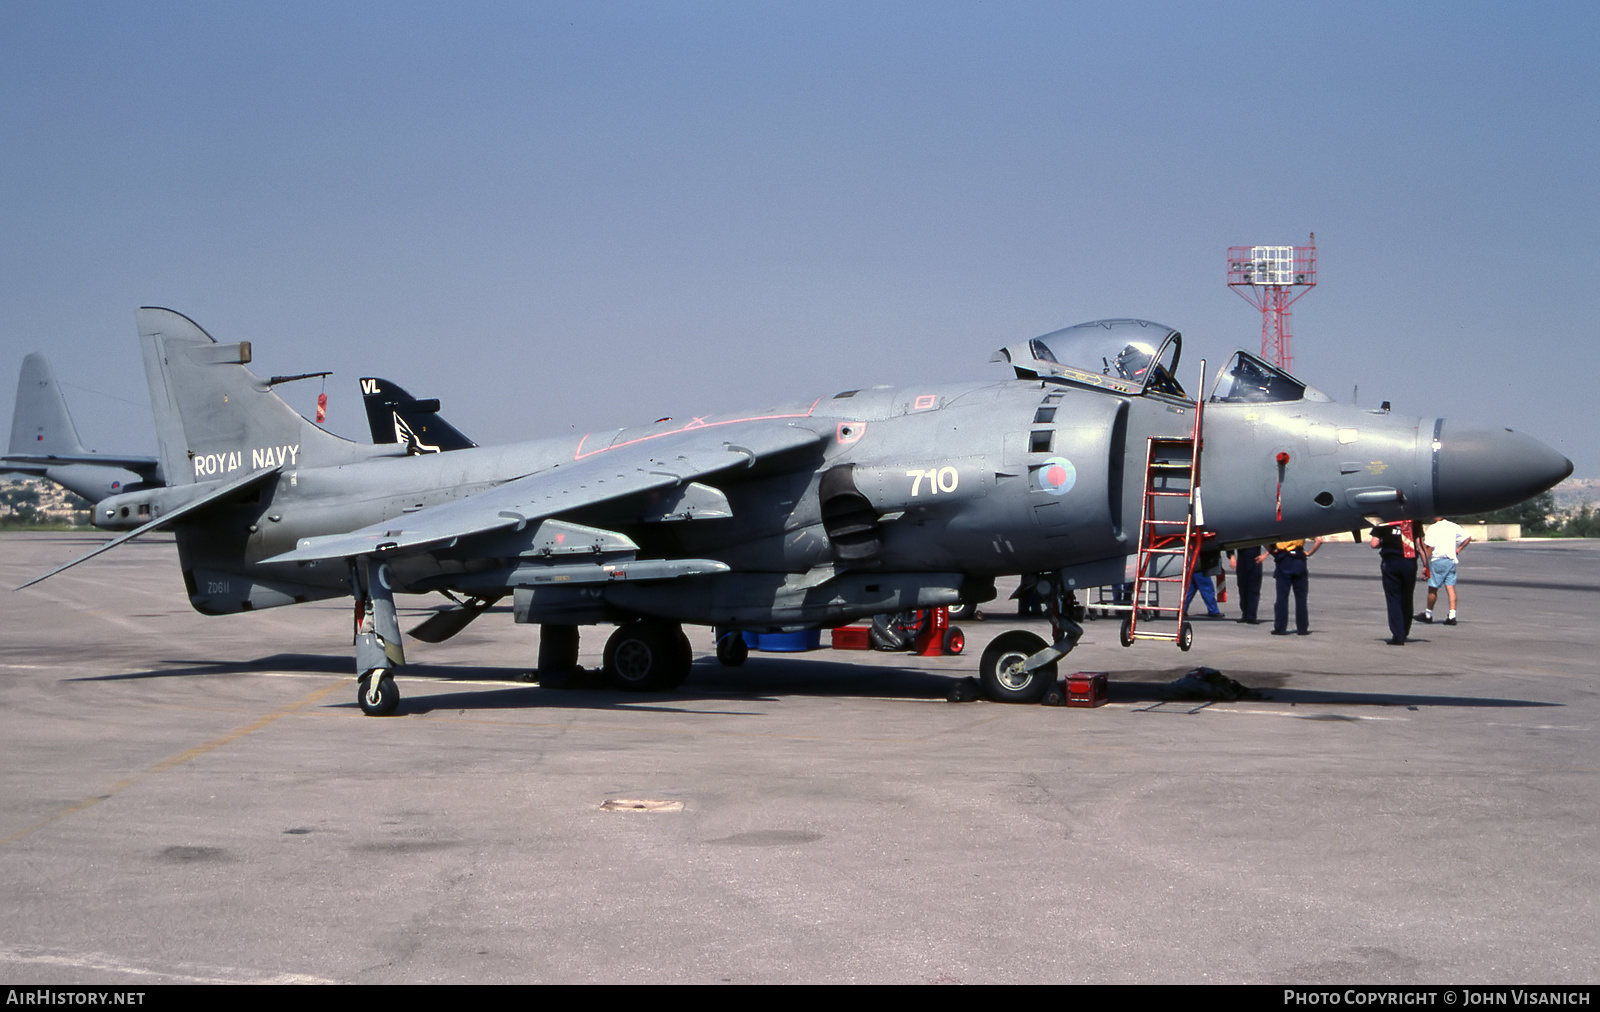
[978,574,1084,703]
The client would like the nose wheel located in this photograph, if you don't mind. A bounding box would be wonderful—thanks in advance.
[978,631,1057,704]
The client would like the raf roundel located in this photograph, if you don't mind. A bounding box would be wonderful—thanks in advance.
[1040,456,1076,496]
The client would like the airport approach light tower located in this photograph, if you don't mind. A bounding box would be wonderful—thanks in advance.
[1227,233,1317,371]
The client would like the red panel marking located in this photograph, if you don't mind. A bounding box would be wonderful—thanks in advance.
[573,398,823,460]
[913,394,936,410]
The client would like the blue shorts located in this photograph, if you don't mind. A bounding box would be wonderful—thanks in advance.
[1429,559,1457,588]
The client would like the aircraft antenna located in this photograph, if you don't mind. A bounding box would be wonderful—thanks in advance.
[266,370,333,387]
[1226,233,1317,371]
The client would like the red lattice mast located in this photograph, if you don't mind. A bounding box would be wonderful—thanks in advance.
[1227,234,1317,371]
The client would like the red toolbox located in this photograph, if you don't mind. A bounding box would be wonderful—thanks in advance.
[1067,672,1108,707]
[830,626,872,650]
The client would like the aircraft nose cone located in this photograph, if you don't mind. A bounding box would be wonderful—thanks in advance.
[1433,423,1573,516]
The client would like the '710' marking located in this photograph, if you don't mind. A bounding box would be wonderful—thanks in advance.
[906,467,959,496]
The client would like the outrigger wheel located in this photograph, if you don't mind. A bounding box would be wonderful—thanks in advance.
[978,630,1057,704]
[358,668,399,716]
[715,630,749,666]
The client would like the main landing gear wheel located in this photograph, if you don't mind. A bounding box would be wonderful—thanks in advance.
[604,620,690,692]
[538,624,580,675]
[715,631,749,667]
[1119,616,1134,648]
[673,629,694,688]
[1178,621,1194,652]
[358,669,399,716]
[978,630,1057,704]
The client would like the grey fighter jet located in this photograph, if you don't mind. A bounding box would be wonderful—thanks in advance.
[4,352,161,500]
[25,309,1571,715]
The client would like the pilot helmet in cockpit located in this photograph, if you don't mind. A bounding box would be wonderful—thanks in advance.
[1110,342,1156,382]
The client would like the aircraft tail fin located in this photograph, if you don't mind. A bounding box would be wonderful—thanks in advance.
[359,376,477,453]
[138,308,368,485]
[9,353,89,456]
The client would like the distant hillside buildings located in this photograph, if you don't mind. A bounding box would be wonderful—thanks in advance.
[0,477,92,526]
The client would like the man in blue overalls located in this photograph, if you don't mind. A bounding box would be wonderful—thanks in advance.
[1229,548,1264,624]
[1268,538,1323,636]
[1370,520,1426,645]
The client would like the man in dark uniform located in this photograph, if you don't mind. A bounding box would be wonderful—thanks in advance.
[1369,520,1427,645]
[1268,538,1323,636]
[1229,547,1263,624]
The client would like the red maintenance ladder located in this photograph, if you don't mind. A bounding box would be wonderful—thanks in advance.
[1122,379,1206,652]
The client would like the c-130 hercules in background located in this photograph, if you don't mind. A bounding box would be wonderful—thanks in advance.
[23,309,1571,714]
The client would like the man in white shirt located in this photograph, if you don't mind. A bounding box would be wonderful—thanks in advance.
[1418,516,1472,625]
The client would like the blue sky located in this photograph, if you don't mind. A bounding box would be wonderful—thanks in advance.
[4,1,1596,477]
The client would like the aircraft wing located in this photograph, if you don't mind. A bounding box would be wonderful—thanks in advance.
[265,420,827,564]
[3,452,160,473]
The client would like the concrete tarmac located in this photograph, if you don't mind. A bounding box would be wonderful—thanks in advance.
[1,532,1596,984]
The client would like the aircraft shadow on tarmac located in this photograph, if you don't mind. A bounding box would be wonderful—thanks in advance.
[397,655,957,716]
[75,653,356,681]
[1111,675,1560,711]
[72,651,951,716]
[69,652,1561,716]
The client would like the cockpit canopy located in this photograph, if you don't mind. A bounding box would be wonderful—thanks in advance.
[1209,350,1331,404]
[992,319,1187,398]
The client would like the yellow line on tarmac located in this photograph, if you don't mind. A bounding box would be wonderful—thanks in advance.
[0,678,350,846]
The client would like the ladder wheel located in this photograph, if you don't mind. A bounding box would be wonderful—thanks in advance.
[942,626,965,655]
[1178,621,1194,652]
[1119,615,1134,648]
